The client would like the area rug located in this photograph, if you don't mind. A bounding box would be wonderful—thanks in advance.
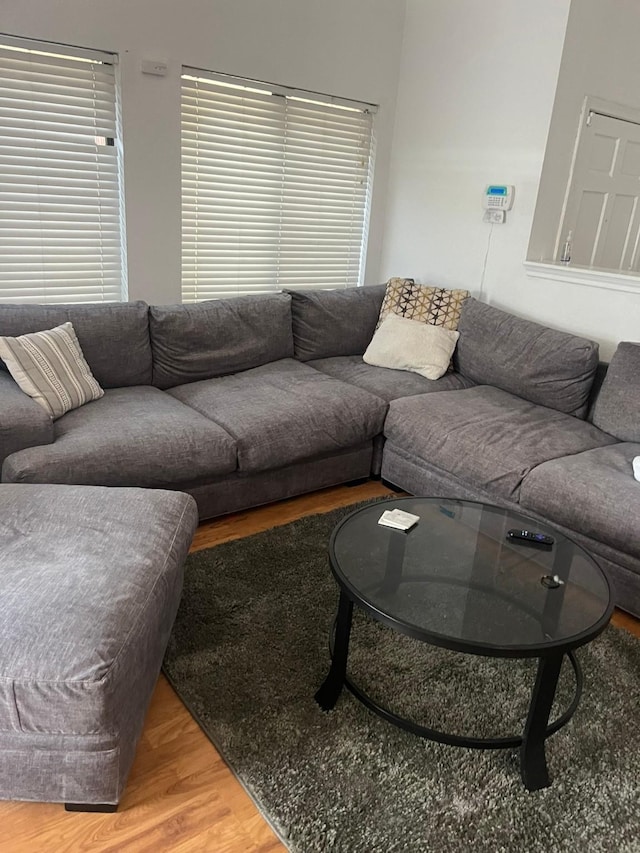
[163,502,640,853]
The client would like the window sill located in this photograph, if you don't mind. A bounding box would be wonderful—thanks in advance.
[523,261,640,294]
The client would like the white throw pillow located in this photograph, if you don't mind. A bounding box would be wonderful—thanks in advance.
[0,321,104,419]
[363,313,460,380]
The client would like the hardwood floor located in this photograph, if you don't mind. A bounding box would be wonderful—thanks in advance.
[2,480,638,852]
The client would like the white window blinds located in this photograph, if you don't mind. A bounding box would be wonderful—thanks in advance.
[181,69,376,302]
[0,37,126,303]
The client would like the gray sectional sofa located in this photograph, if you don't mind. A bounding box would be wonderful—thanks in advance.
[1,290,638,613]
[1,285,639,810]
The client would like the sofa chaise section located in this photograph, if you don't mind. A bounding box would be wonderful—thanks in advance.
[2,386,238,487]
[0,299,245,493]
[0,484,198,808]
[0,300,154,470]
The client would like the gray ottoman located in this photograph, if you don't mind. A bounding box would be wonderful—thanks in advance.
[0,484,198,810]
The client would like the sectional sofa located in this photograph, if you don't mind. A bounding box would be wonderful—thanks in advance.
[1,289,638,625]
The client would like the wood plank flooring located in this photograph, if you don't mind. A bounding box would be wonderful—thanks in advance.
[2,481,638,852]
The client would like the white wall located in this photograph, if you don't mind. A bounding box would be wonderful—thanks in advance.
[2,0,406,304]
[530,0,640,263]
[379,0,640,361]
[523,0,640,360]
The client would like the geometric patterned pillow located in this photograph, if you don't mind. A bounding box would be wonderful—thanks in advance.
[0,321,103,419]
[376,277,470,331]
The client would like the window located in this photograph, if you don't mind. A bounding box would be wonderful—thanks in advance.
[181,68,376,302]
[0,36,126,303]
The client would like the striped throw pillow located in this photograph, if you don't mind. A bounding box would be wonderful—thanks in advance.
[0,322,104,419]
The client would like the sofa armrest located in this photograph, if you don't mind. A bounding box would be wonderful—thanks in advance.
[0,371,54,468]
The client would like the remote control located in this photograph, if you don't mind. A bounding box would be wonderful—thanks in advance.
[507,529,554,548]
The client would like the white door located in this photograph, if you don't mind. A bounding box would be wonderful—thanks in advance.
[562,111,640,270]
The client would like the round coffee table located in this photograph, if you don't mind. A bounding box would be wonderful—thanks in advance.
[315,497,613,790]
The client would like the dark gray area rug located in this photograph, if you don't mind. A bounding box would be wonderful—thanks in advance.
[163,502,640,853]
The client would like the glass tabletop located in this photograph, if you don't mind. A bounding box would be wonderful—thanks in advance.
[330,498,613,656]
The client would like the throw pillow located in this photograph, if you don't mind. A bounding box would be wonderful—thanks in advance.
[363,313,460,380]
[0,321,104,419]
[376,278,470,331]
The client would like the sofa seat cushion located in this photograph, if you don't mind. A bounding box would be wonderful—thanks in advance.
[308,355,475,403]
[0,484,197,735]
[519,443,640,559]
[2,386,237,487]
[168,358,386,473]
[384,386,617,501]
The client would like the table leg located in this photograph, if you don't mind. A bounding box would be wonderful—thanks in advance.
[520,652,564,790]
[315,591,353,711]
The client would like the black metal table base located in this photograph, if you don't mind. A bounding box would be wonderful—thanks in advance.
[314,592,583,791]
[339,650,581,751]
[315,594,353,712]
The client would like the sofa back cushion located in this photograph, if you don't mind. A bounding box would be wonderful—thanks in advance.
[591,342,640,440]
[455,298,599,416]
[0,301,152,388]
[150,293,294,389]
[0,322,104,419]
[289,285,386,361]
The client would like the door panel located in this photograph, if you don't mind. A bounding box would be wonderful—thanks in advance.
[600,194,636,268]
[572,191,605,266]
[590,132,618,174]
[621,140,640,177]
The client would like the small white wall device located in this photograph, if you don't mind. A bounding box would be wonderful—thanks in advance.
[483,185,514,211]
[141,59,168,76]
